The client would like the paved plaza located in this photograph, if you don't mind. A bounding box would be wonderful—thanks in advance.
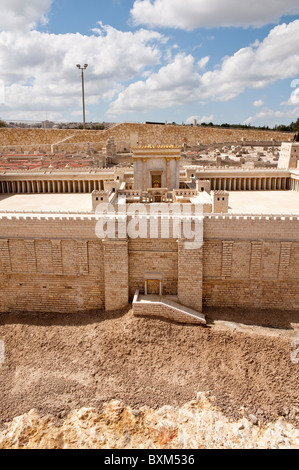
[0,190,298,215]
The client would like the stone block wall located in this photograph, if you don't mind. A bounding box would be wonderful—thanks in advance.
[128,240,178,299]
[202,238,299,310]
[0,124,292,154]
[0,215,299,314]
[0,238,104,313]
[178,242,203,312]
[103,239,129,311]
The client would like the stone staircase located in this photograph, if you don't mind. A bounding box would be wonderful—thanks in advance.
[133,290,206,325]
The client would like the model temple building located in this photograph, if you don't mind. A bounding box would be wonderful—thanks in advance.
[0,130,299,325]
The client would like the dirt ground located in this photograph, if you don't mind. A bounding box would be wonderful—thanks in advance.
[0,306,298,430]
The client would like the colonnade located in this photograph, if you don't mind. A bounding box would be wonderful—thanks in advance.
[290,178,299,192]
[0,176,294,194]
[209,177,290,191]
[0,179,105,194]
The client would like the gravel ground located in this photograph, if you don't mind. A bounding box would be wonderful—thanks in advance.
[0,307,298,429]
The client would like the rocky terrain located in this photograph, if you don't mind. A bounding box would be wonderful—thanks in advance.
[0,307,298,449]
[0,394,298,449]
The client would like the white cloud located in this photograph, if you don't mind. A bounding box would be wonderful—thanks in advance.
[283,87,299,106]
[245,106,299,126]
[253,100,264,107]
[0,0,53,31]
[109,20,299,115]
[0,23,165,120]
[186,114,214,124]
[131,0,299,30]
[108,53,202,115]
[199,21,299,101]
[198,56,210,70]
[243,117,253,125]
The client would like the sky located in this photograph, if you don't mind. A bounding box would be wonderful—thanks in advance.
[0,0,299,127]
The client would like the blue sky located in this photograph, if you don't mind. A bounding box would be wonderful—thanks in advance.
[0,0,299,126]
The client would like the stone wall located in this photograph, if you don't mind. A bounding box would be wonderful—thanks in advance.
[128,239,178,299]
[103,239,129,311]
[0,238,104,313]
[0,215,299,313]
[202,239,299,310]
[178,242,203,312]
[0,124,293,153]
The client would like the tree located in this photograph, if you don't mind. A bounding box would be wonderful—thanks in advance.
[276,118,299,132]
[0,119,6,127]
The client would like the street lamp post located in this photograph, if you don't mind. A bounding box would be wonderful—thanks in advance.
[76,64,88,129]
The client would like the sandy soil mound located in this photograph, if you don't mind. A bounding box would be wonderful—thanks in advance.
[0,307,298,433]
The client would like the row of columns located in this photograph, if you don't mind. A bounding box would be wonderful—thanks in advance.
[0,180,105,194]
[210,177,290,191]
[291,179,299,192]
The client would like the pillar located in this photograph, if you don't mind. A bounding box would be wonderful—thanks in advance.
[51,240,63,275]
[250,241,262,279]
[221,241,234,279]
[279,242,292,279]
[282,178,286,190]
[166,158,170,189]
[0,239,11,272]
[103,239,129,311]
[267,178,271,191]
[25,240,37,273]
[177,240,203,313]
[142,158,147,191]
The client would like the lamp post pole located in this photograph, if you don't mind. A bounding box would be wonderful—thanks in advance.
[76,64,88,130]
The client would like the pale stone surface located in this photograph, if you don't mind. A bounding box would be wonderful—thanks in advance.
[0,124,291,152]
[228,190,299,214]
[0,395,298,449]
[0,194,92,212]
[1,190,299,215]
[0,140,299,313]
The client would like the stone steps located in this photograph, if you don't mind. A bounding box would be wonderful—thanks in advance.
[133,290,206,325]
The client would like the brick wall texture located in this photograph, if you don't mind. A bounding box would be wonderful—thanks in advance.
[0,216,299,313]
[0,124,292,153]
